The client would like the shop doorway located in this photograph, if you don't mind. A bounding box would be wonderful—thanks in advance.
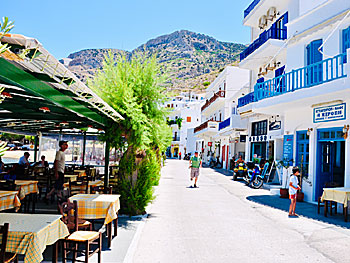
[251,142,266,162]
[315,128,345,200]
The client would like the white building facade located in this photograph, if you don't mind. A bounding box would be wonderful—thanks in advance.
[194,66,250,166]
[238,0,350,202]
[166,93,204,158]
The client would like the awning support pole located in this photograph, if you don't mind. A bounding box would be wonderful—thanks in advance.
[104,139,110,189]
[34,135,39,162]
[82,131,86,166]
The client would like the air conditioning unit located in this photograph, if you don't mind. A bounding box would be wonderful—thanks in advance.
[258,15,267,30]
[267,7,277,21]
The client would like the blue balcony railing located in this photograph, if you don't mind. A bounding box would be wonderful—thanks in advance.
[238,92,255,108]
[240,28,287,61]
[219,117,230,130]
[237,53,347,108]
[244,0,261,18]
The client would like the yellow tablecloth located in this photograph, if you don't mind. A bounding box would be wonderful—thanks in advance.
[15,180,39,200]
[69,194,120,225]
[74,170,86,177]
[0,213,69,263]
[0,191,21,211]
[321,187,350,207]
[64,174,78,182]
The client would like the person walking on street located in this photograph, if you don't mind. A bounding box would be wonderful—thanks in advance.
[289,166,301,217]
[189,151,202,188]
[46,141,68,202]
[179,152,182,160]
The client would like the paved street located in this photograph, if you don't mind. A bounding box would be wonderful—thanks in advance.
[132,159,350,263]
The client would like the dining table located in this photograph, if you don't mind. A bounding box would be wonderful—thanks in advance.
[321,187,350,221]
[73,169,86,177]
[63,179,103,193]
[0,190,21,212]
[15,180,39,200]
[0,213,70,263]
[69,193,120,247]
[64,174,78,182]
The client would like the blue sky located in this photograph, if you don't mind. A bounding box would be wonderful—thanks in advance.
[2,0,252,59]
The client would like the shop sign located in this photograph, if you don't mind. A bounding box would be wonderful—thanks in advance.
[283,135,294,165]
[269,121,281,131]
[208,142,212,146]
[248,135,267,142]
[313,103,346,123]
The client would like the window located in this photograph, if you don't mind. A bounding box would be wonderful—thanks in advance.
[187,116,191,122]
[296,131,310,178]
[251,120,267,136]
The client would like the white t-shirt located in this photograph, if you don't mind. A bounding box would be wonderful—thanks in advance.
[289,175,299,195]
[55,150,65,173]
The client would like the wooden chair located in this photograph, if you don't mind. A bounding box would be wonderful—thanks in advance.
[90,185,112,194]
[0,223,18,263]
[69,180,89,196]
[58,200,92,232]
[61,200,102,263]
[0,180,16,191]
[34,167,49,199]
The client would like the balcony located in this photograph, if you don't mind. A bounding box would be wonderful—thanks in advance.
[194,120,220,136]
[244,0,261,18]
[238,53,347,108]
[240,28,287,62]
[238,92,255,108]
[219,117,230,130]
[201,90,225,112]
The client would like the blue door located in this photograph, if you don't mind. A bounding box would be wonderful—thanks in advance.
[306,39,323,86]
[315,129,345,201]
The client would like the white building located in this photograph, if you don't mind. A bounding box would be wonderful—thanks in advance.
[238,0,350,202]
[165,93,204,158]
[194,66,250,166]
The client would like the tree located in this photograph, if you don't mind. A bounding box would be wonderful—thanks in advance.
[0,17,14,54]
[89,52,172,215]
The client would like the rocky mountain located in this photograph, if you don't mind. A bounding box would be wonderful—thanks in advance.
[61,30,246,91]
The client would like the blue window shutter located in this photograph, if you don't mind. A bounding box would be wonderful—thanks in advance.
[311,39,323,63]
[343,27,350,53]
[306,44,311,65]
[275,66,285,77]
[306,39,322,65]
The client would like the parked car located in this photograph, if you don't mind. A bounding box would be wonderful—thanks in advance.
[21,144,34,150]
[7,142,23,150]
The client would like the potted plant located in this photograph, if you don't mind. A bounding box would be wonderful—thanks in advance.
[278,158,293,199]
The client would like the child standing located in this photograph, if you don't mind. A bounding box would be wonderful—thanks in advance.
[289,167,301,217]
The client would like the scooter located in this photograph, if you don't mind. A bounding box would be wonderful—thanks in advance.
[244,162,264,189]
[233,162,247,181]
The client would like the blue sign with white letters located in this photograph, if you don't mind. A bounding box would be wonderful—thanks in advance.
[313,103,346,123]
[283,135,294,166]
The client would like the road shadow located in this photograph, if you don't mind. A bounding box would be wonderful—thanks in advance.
[247,194,350,229]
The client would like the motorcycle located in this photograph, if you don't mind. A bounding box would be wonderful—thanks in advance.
[243,162,266,189]
[233,162,247,181]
